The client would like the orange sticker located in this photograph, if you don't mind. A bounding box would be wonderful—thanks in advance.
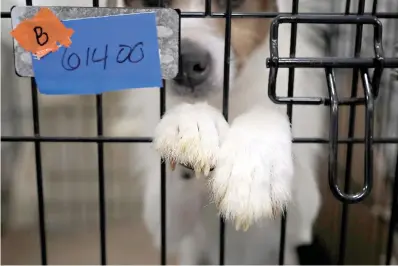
[10,7,74,59]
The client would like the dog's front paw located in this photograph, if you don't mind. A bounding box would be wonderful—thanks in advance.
[154,102,229,176]
[210,107,294,231]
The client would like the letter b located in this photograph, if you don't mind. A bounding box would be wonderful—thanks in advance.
[33,26,49,46]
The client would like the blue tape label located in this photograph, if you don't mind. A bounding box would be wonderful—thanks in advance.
[32,12,162,95]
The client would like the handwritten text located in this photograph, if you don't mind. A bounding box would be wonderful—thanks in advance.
[61,42,145,71]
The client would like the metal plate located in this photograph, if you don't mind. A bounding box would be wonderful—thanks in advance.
[10,6,180,79]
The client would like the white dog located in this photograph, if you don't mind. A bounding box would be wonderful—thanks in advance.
[114,0,329,264]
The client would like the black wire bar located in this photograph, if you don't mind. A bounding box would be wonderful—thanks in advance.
[2,0,398,265]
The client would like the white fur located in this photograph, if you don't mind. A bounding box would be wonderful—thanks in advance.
[113,0,328,263]
[1,0,327,263]
[211,105,294,231]
[113,0,328,261]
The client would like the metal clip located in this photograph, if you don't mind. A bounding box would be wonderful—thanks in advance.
[325,68,374,203]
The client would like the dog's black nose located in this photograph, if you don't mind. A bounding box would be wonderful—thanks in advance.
[175,39,211,87]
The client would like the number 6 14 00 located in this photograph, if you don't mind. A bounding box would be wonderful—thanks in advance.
[61,42,145,71]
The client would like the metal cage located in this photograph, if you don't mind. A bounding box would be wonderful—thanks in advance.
[1,0,398,265]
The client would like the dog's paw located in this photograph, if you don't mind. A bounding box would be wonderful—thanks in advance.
[210,106,294,231]
[154,102,229,176]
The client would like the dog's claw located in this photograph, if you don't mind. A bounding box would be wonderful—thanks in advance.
[203,165,211,177]
[170,160,176,171]
[195,170,202,179]
[235,218,250,232]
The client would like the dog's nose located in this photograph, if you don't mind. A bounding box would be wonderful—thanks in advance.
[175,39,211,87]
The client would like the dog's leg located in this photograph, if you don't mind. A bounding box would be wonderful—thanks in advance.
[211,105,294,231]
[178,236,202,265]
[151,102,229,261]
[178,223,210,265]
[142,163,208,253]
[287,158,321,246]
[284,246,300,265]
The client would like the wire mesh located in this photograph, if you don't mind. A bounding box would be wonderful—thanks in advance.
[1,0,398,265]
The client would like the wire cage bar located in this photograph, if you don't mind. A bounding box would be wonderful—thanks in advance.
[1,0,398,265]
